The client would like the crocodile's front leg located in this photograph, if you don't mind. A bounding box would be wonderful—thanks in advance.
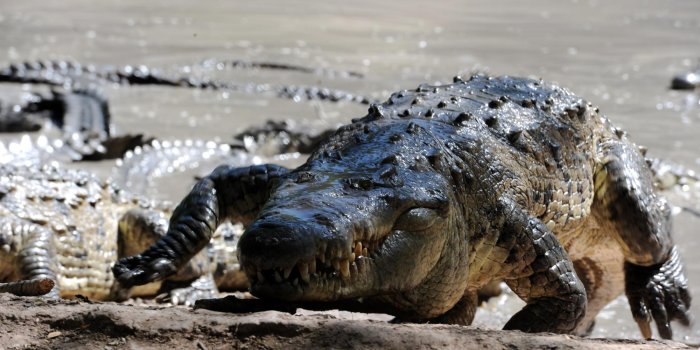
[0,217,60,298]
[497,199,588,333]
[112,164,289,288]
[596,140,691,339]
[110,208,218,302]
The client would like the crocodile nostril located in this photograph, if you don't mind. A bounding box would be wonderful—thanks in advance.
[238,216,319,274]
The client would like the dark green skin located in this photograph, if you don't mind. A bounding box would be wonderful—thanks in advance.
[113,75,691,339]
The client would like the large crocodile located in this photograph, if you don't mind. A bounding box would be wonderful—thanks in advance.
[113,75,692,340]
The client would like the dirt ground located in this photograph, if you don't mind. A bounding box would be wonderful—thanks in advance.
[0,294,692,350]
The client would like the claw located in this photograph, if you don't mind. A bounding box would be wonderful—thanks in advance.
[112,256,177,288]
[635,319,652,340]
[625,246,692,340]
[675,305,692,327]
[651,297,672,339]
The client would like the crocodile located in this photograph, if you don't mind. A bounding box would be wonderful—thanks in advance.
[0,88,110,136]
[0,59,373,161]
[0,92,45,132]
[0,87,150,162]
[0,60,374,105]
[197,58,364,79]
[0,162,225,301]
[113,75,692,340]
[0,116,342,302]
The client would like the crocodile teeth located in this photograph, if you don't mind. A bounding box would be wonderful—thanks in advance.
[356,258,365,273]
[274,271,283,283]
[309,259,316,274]
[298,262,310,283]
[354,242,362,257]
[332,259,340,271]
[283,266,293,279]
[339,260,350,279]
[362,248,369,257]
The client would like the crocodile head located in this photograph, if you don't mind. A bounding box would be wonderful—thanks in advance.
[238,115,470,314]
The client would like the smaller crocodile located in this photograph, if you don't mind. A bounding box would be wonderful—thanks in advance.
[0,160,251,307]
[0,60,375,105]
[233,119,336,155]
[0,133,151,166]
[0,87,150,162]
[198,58,364,79]
[0,88,109,135]
[0,92,45,132]
[114,75,691,340]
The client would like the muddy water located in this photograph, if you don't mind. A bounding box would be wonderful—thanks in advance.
[1,0,699,342]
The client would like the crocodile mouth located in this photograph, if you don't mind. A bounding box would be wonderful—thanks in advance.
[243,236,388,299]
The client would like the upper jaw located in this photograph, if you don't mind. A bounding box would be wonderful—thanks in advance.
[241,219,391,301]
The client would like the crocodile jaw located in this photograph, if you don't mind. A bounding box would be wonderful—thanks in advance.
[239,223,448,301]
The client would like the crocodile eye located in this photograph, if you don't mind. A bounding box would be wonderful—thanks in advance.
[393,207,440,232]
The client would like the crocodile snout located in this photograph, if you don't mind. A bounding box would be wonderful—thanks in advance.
[238,215,320,274]
[237,205,383,300]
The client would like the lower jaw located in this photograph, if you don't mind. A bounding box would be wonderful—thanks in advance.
[250,277,368,302]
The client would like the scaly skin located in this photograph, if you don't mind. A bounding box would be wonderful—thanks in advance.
[114,75,691,339]
[198,58,364,79]
[0,87,150,162]
[0,163,230,302]
[0,86,110,136]
[0,92,45,132]
[0,122,327,301]
[0,60,374,105]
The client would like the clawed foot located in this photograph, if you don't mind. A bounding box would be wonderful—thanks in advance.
[112,255,178,288]
[625,247,692,340]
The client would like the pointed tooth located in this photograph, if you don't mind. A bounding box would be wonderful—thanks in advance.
[350,253,355,261]
[363,248,369,256]
[350,262,358,276]
[257,270,265,282]
[309,259,317,274]
[274,271,282,283]
[340,259,350,279]
[299,262,310,283]
[283,266,293,279]
[332,259,340,271]
[354,242,362,257]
